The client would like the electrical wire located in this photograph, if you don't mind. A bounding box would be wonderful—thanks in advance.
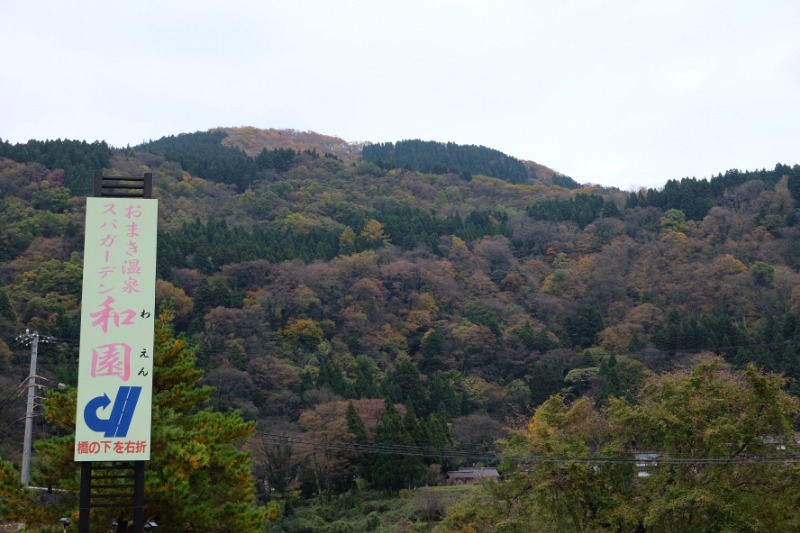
[258,431,496,463]
[256,431,800,466]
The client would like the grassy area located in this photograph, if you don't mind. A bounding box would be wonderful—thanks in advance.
[271,485,481,533]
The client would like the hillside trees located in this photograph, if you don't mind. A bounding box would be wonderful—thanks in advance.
[272,399,440,499]
[363,140,529,183]
[630,165,794,221]
[136,131,259,191]
[439,357,800,532]
[155,204,518,277]
[0,138,112,194]
[0,159,80,262]
[617,358,800,530]
[6,131,800,528]
[527,194,620,229]
[787,164,800,204]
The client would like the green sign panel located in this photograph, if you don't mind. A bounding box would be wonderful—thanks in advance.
[74,198,158,461]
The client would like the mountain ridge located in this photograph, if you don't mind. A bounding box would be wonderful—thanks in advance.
[216,126,565,184]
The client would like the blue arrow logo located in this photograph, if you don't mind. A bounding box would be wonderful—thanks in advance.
[83,386,142,437]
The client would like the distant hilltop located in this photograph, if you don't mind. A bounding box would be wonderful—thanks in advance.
[216,126,566,185]
[217,126,367,159]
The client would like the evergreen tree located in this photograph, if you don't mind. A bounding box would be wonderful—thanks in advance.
[353,355,381,399]
[419,328,445,372]
[383,358,427,416]
[36,308,267,532]
[371,402,425,493]
[515,322,536,351]
[597,355,623,405]
[419,412,452,466]
[566,304,604,349]
[345,401,368,481]
[427,371,461,419]
[788,165,800,204]
[345,402,367,445]
[0,458,51,528]
[527,362,563,407]
[316,355,347,396]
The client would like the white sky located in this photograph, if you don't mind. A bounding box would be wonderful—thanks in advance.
[2,0,799,190]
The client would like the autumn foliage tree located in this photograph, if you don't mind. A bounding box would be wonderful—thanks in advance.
[438,356,800,533]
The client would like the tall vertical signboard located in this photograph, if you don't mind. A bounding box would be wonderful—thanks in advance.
[75,197,158,461]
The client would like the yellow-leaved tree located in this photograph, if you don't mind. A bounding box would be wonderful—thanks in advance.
[437,356,800,533]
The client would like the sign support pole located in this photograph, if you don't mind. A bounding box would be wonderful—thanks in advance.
[78,462,91,532]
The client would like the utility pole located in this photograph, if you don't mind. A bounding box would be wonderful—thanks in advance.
[18,329,55,486]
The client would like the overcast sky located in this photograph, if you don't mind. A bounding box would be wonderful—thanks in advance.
[2,0,798,190]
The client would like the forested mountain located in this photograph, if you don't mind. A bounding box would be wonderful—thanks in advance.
[2,126,800,530]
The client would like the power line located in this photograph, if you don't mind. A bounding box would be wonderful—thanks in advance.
[258,431,496,463]
[0,379,31,413]
[257,431,800,466]
[0,412,46,433]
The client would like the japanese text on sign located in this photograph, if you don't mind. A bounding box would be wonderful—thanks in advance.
[75,198,158,461]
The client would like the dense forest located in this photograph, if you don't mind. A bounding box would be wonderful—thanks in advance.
[2,128,800,531]
[362,139,530,183]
